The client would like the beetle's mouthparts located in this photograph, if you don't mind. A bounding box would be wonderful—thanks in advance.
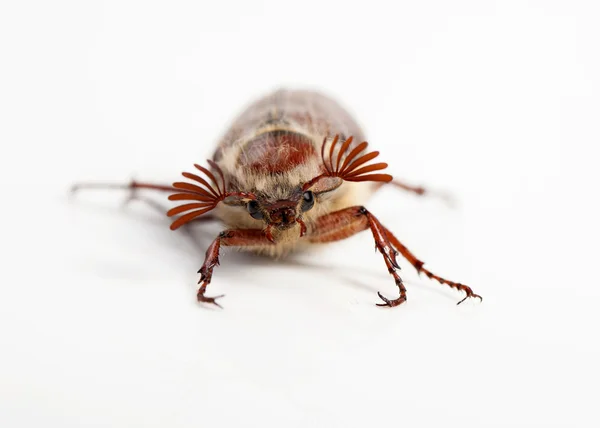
[268,204,297,228]
[271,210,297,229]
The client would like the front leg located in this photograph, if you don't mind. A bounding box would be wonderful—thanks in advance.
[308,206,407,307]
[197,229,273,307]
[308,206,481,307]
[377,225,482,305]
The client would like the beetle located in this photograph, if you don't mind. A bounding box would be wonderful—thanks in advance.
[73,89,482,308]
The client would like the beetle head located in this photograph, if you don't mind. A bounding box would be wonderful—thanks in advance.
[245,190,315,237]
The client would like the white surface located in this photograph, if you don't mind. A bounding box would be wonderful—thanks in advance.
[1,1,599,427]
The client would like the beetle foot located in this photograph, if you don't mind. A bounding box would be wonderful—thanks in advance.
[376,291,407,307]
[197,285,224,308]
[456,289,483,305]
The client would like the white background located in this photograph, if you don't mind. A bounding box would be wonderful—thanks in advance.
[1,1,599,427]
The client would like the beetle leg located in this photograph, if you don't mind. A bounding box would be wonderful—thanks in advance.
[373,180,425,196]
[197,229,273,307]
[373,180,455,206]
[71,179,217,225]
[308,206,481,306]
[71,179,175,195]
[70,179,174,210]
[308,206,406,307]
[378,225,482,305]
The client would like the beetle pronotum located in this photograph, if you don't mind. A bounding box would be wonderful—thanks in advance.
[73,89,482,308]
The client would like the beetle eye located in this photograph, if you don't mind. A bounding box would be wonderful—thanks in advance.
[246,200,264,220]
[301,191,314,212]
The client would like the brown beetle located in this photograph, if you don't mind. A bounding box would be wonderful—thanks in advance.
[73,89,482,308]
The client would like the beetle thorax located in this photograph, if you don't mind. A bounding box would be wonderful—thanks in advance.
[218,129,323,200]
